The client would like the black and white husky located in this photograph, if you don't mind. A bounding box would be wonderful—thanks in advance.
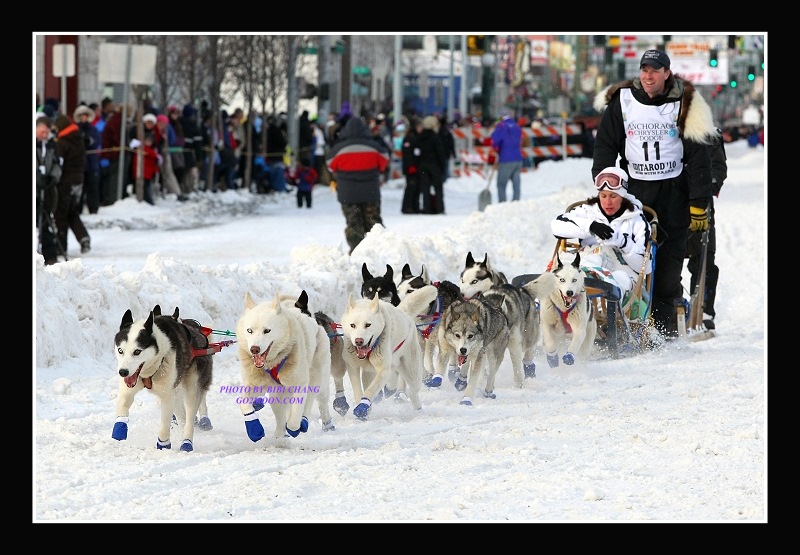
[112,306,213,451]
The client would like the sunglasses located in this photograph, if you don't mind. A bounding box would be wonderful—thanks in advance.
[594,172,627,191]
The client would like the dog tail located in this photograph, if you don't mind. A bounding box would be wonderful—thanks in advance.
[397,284,439,317]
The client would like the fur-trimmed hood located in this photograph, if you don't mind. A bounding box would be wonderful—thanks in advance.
[593,74,716,144]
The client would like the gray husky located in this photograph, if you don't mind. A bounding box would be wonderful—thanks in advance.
[113,305,213,451]
[434,297,510,406]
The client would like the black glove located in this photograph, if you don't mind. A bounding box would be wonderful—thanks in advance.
[589,221,614,240]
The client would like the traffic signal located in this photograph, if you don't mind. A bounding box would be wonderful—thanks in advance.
[730,75,738,88]
[709,49,718,67]
[747,65,756,81]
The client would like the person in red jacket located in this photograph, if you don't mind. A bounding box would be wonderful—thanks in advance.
[130,133,160,205]
[286,163,318,208]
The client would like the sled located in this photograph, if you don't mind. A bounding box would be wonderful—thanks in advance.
[512,201,661,358]
[678,229,716,342]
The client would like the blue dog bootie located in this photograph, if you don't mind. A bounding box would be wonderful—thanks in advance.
[243,410,265,442]
[111,416,129,441]
[353,397,372,420]
[562,352,575,365]
[547,351,559,368]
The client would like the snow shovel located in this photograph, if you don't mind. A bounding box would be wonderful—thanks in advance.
[478,165,495,212]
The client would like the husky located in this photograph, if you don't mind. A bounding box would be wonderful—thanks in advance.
[459,252,539,384]
[434,297,510,406]
[112,305,214,451]
[361,263,400,306]
[526,252,596,368]
[339,285,438,420]
[235,291,334,442]
[459,252,508,299]
[151,305,213,430]
[398,263,465,386]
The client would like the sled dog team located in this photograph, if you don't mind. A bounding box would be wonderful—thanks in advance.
[112,250,598,451]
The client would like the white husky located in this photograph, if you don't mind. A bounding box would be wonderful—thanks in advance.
[339,285,438,420]
[235,291,334,442]
[526,252,596,368]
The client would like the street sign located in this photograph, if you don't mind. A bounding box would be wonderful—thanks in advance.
[353,66,370,75]
[98,43,157,85]
[52,44,75,77]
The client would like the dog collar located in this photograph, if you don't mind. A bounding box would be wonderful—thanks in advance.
[266,356,288,385]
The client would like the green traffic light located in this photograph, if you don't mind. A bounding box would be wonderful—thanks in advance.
[730,80,738,88]
[748,73,755,81]
[710,60,718,67]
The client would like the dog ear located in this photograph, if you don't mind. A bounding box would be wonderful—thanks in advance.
[465,251,475,267]
[347,292,355,309]
[401,263,413,280]
[171,307,180,320]
[370,292,380,310]
[244,291,256,309]
[271,292,282,313]
[481,253,490,267]
[362,262,373,281]
[421,265,429,283]
[384,264,393,280]
[572,252,581,269]
[121,309,133,328]
[152,304,162,317]
[144,310,155,332]
[555,253,564,270]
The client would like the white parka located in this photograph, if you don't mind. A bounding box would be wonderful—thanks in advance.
[551,199,651,276]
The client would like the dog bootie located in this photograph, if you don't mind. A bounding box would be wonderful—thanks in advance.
[333,393,349,416]
[447,364,460,383]
[483,389,496,399]
[243,410,265,442]
[562,352,575,365]
[179,439,193,452]
[353,398,372,420]
[383,385,397,398]
[197,416,213,431]
[373,388,385,404]
[156,437,171,450]
[423,374,443,388]
[459,397,473,406]
[252,399,265,412]
[285,416,309,438]
[322,419,336,432]
[111,417,129,440]
[547,352,559,368]
[454,375,468,392]
[524,362,536,379]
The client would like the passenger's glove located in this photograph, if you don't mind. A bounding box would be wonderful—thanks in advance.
[689,206,709,232]
[589,221,614,240]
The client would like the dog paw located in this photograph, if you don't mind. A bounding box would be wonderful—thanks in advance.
[322,419,336,432]
[285,416,309,438]
[353,398,372,420]
[373,388,384,404]
[394,390,409,403]
[156,437,171,450]
[252,399,265,412]
[179,439,193,452]
[244,411,265,442]
[547,352,559,368]
[333,394,350,416]
[524,362,536,379]
[483,389,496,399]
[383,385,397,398]
[196,416,213,431]
[454,376,468,391]
[562,352,575,365]
[423,375,442,388]
[447,364,460,383]
[459,397,473,406]
[111,417,128,441]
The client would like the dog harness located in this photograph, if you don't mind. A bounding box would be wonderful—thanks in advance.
[364,335,406,359]
[266,356,288,385]
[417,293,443,338]
[555,298,579,334]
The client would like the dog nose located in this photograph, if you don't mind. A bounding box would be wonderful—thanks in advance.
[250,346,260,355]
[459,348,467,355]
[355,338,364,347]
[566,289,574,297]
[118,369,129,377]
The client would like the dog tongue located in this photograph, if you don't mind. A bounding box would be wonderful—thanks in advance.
[253,352,267,368]
[356,346,370,359]
[458,355,467,366]
[124,366,141,388]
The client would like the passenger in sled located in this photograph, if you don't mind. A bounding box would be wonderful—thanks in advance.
[550,166,652,309]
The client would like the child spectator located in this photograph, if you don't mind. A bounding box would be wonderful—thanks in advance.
[130,134,160,205]
[287,163,318,208]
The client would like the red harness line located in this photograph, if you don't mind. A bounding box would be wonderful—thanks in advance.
[190,339,236,360]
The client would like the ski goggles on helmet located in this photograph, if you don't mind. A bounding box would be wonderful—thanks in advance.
[594,171,627,192]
